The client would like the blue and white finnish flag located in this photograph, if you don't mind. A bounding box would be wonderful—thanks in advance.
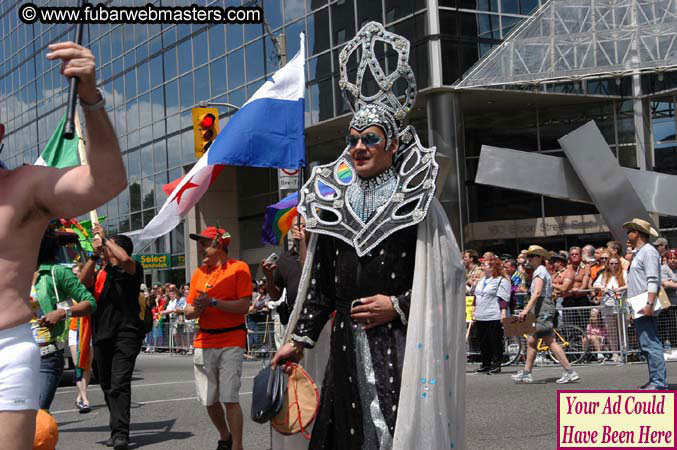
[207,33,306,169]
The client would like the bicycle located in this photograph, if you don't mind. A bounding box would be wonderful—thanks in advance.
[501,324,589,366]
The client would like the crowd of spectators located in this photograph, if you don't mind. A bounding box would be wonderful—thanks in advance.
[465,236,677,367]
[142,282,191,354]
[138,278,284,357]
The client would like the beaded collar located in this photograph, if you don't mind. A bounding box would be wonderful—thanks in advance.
[348,168,398,223]
[357,167,396,189]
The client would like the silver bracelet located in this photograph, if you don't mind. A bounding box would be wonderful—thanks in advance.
[390,295,408,325]
[80,88,105,112]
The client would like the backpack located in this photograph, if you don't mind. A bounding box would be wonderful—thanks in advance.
[138,293,153,334]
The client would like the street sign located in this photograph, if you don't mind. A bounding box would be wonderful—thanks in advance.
[278,168,299,190]
[133,253,171,269]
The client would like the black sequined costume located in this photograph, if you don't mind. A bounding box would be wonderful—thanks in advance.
[292,220,415,449]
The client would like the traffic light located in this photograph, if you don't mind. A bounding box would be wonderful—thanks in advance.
[192,107,220,158]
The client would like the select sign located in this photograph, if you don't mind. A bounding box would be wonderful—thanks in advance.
[278,168,299,190]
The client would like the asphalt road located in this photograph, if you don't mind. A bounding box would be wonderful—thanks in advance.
[51,354,675,450]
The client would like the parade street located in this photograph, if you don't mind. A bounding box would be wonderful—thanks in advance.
[51,355,675,450]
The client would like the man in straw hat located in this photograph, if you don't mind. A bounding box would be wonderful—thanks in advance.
[512,246,580,384]
[184,227,252,450]
[623,218,667,390]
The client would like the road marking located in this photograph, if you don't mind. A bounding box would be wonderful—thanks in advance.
[51,391,253,415]
[55,380,193,395]
[55,376,257,395]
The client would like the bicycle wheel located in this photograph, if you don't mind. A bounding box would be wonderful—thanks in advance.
[501,335,522,366]
[548,325,588,365]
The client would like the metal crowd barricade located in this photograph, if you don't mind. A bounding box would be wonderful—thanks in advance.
[142,313,282,358]
[625,305,677,362]
[143,302,677,364]
[471,299,677,367]
[246,314,277,358]
[144,316,196,354]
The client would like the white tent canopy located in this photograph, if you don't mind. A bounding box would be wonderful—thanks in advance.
[455,0,677,89]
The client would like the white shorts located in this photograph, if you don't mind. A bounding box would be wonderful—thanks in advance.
[193,347,243,406]
[0,323,40,411]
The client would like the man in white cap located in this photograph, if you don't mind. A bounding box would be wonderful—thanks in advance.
[624,218,667,390]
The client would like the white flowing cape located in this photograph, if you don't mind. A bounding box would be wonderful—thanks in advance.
[272,199,466,450]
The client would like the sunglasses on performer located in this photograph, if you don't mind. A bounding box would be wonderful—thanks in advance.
[346,132,382,148]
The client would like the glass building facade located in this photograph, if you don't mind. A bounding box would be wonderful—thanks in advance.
[1,0,676,282]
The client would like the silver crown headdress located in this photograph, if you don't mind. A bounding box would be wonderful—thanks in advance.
[297,22,438,257]
[339,22,417,151]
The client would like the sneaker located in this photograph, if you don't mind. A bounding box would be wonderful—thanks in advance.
[511,371,533,383]
[474,366,491,373]
[556,371,580,384]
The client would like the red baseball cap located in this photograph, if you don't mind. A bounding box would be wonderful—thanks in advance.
[189,226,231,247]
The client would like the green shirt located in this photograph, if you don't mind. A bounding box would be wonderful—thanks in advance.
[33,263,97,341]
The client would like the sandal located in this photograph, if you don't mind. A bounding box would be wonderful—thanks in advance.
[78,401,91,414]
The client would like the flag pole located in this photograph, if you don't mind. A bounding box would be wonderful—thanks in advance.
[74,110,99,226]
[293,166,304,255]
[63,0,85,139]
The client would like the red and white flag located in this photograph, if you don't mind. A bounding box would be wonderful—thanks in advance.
[125,33,306,251]
[125,152,224,251]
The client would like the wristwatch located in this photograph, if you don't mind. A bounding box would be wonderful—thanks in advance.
[61,306,72,321]
[80,88,105,111]
[209,298,218,307]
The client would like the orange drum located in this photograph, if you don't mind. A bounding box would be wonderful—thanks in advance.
[272,363,320,439]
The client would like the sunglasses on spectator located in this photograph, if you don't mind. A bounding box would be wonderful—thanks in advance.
[599,257,608,260]
[608,262,619,266]
[346,132,382,148]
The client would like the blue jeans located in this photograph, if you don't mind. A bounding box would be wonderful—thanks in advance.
[39,349,64,410]
[634,316,667,389]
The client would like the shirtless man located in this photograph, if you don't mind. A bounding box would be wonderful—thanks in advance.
[557,247,591,304]
[0,42,126,450]
[558,247,591,325]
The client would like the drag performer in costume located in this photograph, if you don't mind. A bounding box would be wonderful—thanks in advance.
[272,22,466,450]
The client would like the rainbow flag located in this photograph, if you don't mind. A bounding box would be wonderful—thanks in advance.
[261,192,301,246]
[261,182,340,245]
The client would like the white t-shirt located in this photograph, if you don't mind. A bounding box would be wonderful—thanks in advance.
[474,276,511,321]
[593,271,627,307]
[592,271,627,290]
[661,264,677,305]
[531,265,553,300]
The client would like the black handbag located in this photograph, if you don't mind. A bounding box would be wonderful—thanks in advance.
[251,363,287,423]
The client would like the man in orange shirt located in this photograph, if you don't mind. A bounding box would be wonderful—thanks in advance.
[184,227,252,450]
